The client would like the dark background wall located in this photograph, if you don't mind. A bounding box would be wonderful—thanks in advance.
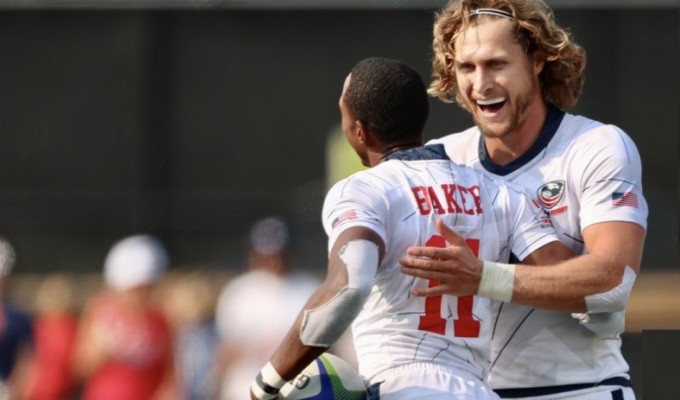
[0,6,677,274]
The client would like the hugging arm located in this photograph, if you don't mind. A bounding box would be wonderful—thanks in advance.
[400,220,644,313]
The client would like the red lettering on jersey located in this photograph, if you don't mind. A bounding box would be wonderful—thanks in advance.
[414,185,484,216]
[468,185,484,214]
[419,278,447,335]
[418,235,447,335]
[418,236,481,338]
[412,186,431,215]
[441,184,463,214]
[454,295,480,337]
[455,237,481,337]
[457,186,474,215]
[427,186,445,215]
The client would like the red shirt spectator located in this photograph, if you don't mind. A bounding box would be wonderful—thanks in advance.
[72,235,176,400]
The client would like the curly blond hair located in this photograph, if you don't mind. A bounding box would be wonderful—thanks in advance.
[429,0,586,110]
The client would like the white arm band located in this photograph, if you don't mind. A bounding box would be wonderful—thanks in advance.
[478,261,516,302]
[299,239,378,347]
[584,265,636,313]
[251,362,286,399]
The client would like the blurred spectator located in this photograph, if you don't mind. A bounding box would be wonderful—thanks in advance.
[72,234,177,400]
[23,274,79,400]
[159,269,220,400]
[0,237,32,400]
[215,216,320,400]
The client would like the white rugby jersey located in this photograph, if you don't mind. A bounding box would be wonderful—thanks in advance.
[321,144,558,384]
[430,108,649,390]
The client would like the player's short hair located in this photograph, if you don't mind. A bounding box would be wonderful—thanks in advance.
[429,0,586,110]
[345,57,429,144]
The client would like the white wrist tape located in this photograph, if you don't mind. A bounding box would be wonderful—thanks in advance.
[250,383,277,400]
[479,261,516,302]
[585,266,636,313]
[251,362,285,399]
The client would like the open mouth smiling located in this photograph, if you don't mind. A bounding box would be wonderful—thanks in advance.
[476,97,506,114]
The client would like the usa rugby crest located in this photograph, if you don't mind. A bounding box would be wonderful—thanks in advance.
[537,180,565,209]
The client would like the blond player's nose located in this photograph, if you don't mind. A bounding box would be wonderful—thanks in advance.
[472,69,493,95]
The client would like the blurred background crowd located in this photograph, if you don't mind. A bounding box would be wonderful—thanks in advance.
[0,216,356,400]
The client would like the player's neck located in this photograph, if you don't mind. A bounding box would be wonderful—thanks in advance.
[372,140,422,166]
[484,98,548,166]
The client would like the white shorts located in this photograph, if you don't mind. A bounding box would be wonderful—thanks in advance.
[496,386,635,400]
[366,362,500,400]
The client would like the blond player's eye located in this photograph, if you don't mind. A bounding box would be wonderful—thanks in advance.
[456,63,474,74]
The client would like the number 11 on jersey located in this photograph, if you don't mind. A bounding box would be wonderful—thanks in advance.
[417,235,481,338]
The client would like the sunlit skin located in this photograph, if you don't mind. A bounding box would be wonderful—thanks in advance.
[338,73,370,167]
[455,17,547,166]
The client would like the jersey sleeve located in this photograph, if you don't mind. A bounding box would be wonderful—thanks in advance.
[575,125,648,230]
[494,179,560,261]
[322,176,387,252]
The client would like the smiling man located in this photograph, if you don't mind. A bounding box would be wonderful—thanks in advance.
[400,1,648,400]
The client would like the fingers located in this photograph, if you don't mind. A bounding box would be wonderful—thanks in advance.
[400,265,451,281]
[400,251,460,271]
[405,245,455,259]
[436,219,466,246]
[411,285,449,297]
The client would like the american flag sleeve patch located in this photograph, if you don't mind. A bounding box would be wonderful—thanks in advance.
[612,191,639,208]
[331,209,358,228]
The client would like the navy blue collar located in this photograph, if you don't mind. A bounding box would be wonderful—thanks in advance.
[479,106,565,176]
[383,144,450,162]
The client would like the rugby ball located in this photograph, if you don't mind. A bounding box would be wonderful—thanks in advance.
[279,353,367,399]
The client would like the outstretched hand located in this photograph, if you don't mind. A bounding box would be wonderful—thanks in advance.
[400,220,483,297]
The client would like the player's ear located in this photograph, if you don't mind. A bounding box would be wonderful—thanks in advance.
[354,120,368,144]
[356,120,381,147]
[532,51,545,76]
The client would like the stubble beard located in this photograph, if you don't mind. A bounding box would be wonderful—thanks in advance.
[473,83,536,140]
